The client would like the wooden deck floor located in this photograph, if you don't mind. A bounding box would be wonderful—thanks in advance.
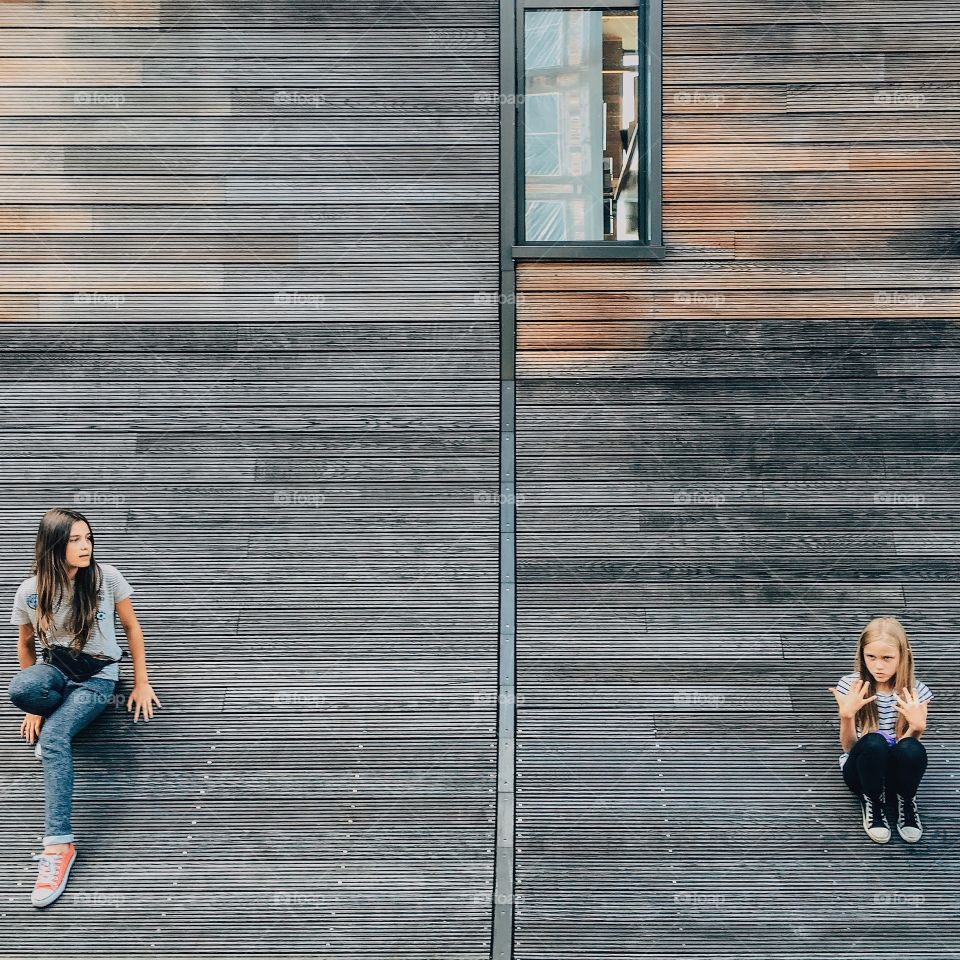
[0,323,500,957]
[514,318,960,959]
[4,0,960,956]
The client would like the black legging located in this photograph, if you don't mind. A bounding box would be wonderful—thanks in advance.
[842,732,928,799]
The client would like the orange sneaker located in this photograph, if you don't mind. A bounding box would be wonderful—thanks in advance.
[31,844,77,907]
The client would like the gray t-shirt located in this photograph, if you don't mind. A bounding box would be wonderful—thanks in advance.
[10,562,134,681]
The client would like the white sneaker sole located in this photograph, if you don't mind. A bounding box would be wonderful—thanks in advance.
[862,799,891,843]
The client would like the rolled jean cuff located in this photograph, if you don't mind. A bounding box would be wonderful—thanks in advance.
[43,832,74,845]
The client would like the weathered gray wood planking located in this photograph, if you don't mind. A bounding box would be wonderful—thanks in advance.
[0,336,499,952]
[0,0,501,952]
[515,1,960,957]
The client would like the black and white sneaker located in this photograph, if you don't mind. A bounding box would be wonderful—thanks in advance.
[897,793,922,843]
[861,792,891,843]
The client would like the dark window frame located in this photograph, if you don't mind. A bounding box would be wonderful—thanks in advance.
[501,0,663,261]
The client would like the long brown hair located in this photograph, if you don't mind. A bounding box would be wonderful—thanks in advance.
[854,616,916,741]
[31,507,102,654]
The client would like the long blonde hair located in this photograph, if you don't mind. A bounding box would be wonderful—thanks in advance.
[854,616,916,741]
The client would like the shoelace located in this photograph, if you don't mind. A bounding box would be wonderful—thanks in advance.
[865,795,888,829]
[31,852,60,888]
[899,796,920,828]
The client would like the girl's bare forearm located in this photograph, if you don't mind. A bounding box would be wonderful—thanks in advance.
[17,637,37,670]
[126,626,151,684]
[839,714,857,753]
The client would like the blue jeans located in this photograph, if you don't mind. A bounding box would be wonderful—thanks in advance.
[7,663,116,845]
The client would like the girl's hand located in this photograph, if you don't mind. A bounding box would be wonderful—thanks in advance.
[20,713,43,743]
[894,686,928,733]
[127,682,162,723]
[828,678,877,719]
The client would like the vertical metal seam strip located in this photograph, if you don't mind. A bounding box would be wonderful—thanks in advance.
[492,356,516,960]
[492,0,518,954]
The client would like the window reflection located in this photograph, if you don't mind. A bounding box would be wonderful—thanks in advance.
[522,8,640,243]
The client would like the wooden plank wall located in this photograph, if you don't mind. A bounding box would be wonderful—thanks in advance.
[0,2,501,956]
[515,1,960,957]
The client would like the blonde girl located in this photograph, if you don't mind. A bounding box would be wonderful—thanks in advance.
[828,616,932,844]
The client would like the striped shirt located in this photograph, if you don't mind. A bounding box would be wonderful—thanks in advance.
[835,672,933,769]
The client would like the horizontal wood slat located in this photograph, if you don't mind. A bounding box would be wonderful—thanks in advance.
[516,319,960,349]
[0,235,495,261]
[663,143,960,171]
[664,55,958,83]
[0,88,498,118]
[663,83,960,115]
[662,24,960,54]
[0,0,499,27]
[0,295,501,324]
[659,231,960,260]
[0,266,499,292]
[663,113,960,141]
[518,261,960,290]
[663,172,960,201]
[0,60,499,85]
[2,28,497,56]
[0,204,498,233]
[663,2,960,23]
[0,175,498,204]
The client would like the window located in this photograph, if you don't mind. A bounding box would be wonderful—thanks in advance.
[506,0,662,259]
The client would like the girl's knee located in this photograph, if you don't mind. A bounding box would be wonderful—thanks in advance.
[894,736,927,757]
[859,732,890,752]
[8,663,45,697]
[8,664,60,715]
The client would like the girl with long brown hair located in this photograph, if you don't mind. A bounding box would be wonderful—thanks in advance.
[7,507,161,907]
[828,616,933,845]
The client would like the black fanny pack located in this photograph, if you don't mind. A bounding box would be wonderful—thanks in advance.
[43,644,123,683]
